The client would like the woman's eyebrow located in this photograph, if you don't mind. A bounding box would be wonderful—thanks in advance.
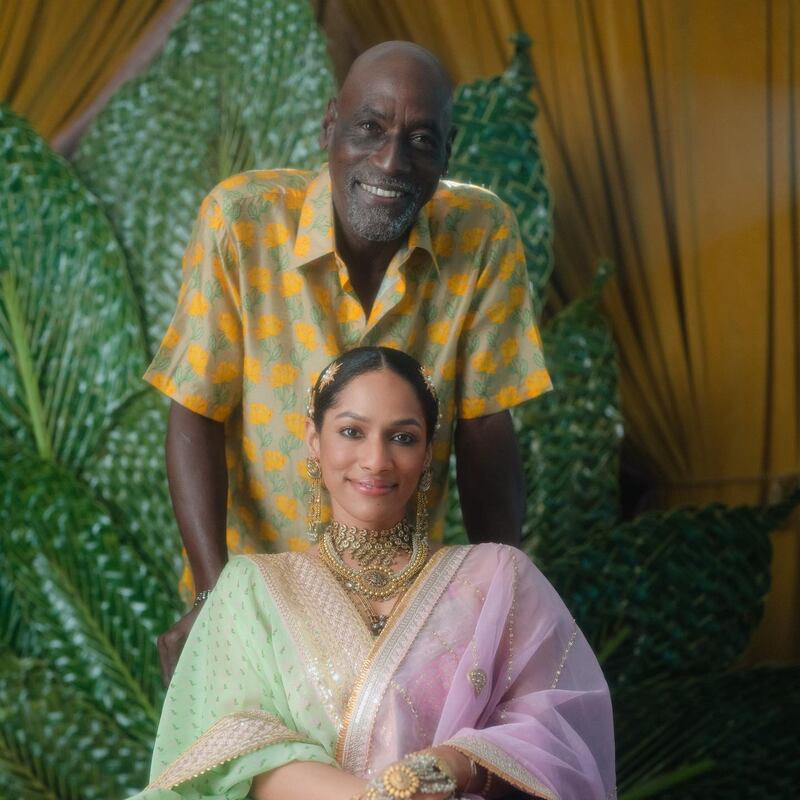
[333,411,422,428]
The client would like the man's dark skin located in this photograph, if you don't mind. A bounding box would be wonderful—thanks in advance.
[158,42,525,683]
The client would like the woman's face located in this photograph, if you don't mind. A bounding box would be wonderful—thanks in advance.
[306,368,430,530]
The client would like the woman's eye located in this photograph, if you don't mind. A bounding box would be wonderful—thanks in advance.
[392,432,417,445]
[339,427,361,439]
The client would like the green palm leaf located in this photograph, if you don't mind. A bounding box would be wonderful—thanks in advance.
[548,493,799,687]
[0,105,145,467]
[0,650,149,799]
[0,451,177,746]
[80,388,184,601]
[74,0,336,354]
[615,667,800,799]
[449,33,553,309]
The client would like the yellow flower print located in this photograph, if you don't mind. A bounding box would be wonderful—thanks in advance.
[212,361,239,384]
[218,312,241,343]
[247,267,272,292]
[501,338,519,365]
[219,174,248,189]
[190,243,204,266]
[244,356,261,383]
[275,495,299,520]
[254,314,284,339]
[525,369,552,396]
[368,301,384,324]
[280,272,304,297]
[461,228,484,253]
[270,362,298,387]
[162,326,180,348]
[149,372,177,397]
[487,301,510,324]
[211,406,230,422]
[295,321,317,350]
[236,506,257,532]
[287,537,310,552]
[207,203,224,230]
[323,332,339,357]
[187,291,210,316]
[461,397,486,417]
[261,188,280,204]
[509,285,526,307]
[249,478,266,500]
[259,521,280,542]
[297,459,311,479]
[433,232,454,258]
[284,189,305,210]
[420,281,436,300]
[248,402,273,424]
[527,326,543,347]
[471,351,497,374]
[263,450,288,471]
[187,344,209,376]
[226,526,242,552]
[295,235,311,258]
[438,189,472,210]
[447,273,471,296]
[183,395,208,415]
[337,296,362,323]
[178,283,187,304]
[491,225,509,241]
[264,223,290,248]
[299,204,314,227]
[499,252,516,281]
[242,436,257,462]
[232,220,255,248]
[427,320,450,345]
[441,359,456,381]
[312,284,331,311]
[284,412,306,440]
[497,385,522,408]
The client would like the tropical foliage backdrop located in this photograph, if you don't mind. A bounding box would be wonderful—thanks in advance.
[1,1,797,798]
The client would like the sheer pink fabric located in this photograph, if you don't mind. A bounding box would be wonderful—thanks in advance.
[347,544,615,799]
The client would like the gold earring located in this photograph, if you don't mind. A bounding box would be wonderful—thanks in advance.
[306,456,322,542]
[415,466,432,542]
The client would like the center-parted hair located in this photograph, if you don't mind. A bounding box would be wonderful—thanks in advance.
[310,347,439,444]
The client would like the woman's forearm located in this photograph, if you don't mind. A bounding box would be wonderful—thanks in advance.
[249,760,367,800]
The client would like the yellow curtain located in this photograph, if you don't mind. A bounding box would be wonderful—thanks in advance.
[332,0,800,662]
[0,0,174,141]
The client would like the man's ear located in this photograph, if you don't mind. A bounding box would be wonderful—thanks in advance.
[320,97,338,150]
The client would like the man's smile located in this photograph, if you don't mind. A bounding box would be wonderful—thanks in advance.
[356,181,407,199]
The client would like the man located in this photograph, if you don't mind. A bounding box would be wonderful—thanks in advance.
[148,41,551,680]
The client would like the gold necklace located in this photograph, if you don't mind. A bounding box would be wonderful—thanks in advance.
[328,519,412,570]
[319,521,428,601]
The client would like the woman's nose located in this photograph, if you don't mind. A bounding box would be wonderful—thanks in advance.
[359,437,392,471]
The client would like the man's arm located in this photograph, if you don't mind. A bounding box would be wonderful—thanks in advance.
[157,400,228,684]
[454,410,524,547]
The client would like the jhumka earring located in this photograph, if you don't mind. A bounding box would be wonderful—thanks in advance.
[306,456,322,542]
[415,465,432,543]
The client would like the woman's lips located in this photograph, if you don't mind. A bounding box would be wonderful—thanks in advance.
[348,478,397,496]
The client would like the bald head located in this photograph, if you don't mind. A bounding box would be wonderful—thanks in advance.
[321,41,455,248]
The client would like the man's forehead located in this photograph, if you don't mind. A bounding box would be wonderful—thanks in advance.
[341,71,449,121]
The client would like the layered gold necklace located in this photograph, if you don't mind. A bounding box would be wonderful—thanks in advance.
[319,519,428,635]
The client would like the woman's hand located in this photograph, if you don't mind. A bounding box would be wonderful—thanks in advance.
[249,761,367,800]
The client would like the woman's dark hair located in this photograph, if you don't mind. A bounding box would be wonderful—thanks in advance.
[310,347,439,443]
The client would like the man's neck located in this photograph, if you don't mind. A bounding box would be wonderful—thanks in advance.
[335,220,406,318]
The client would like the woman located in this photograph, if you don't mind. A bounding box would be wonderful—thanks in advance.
[132,347,615,800]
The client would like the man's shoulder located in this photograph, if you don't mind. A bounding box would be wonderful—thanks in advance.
[430,178,508,215]
[205,167,318,210]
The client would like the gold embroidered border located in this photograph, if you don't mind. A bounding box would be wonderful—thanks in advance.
[445,735,560,800]
[253,553,372,731]
[147,710,309,789]
[337,546,470,774]
[550,620,579,689]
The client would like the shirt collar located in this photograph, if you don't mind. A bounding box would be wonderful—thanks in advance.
[286,164,440,274]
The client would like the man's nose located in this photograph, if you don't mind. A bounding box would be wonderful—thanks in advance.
[371,133,410,175]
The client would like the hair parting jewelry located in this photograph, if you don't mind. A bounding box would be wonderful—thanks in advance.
[419,365,443,431]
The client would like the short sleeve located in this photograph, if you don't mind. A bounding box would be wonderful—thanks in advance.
[143,192,243,422]
[456,203,552,419]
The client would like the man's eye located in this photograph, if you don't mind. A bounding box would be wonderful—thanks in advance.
[358,120,379,133]
[411,133,436,148]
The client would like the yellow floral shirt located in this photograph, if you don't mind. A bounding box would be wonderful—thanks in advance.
[145,165,551,594]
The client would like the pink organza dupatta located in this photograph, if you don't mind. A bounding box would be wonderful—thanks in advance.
[336,544,616,800]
